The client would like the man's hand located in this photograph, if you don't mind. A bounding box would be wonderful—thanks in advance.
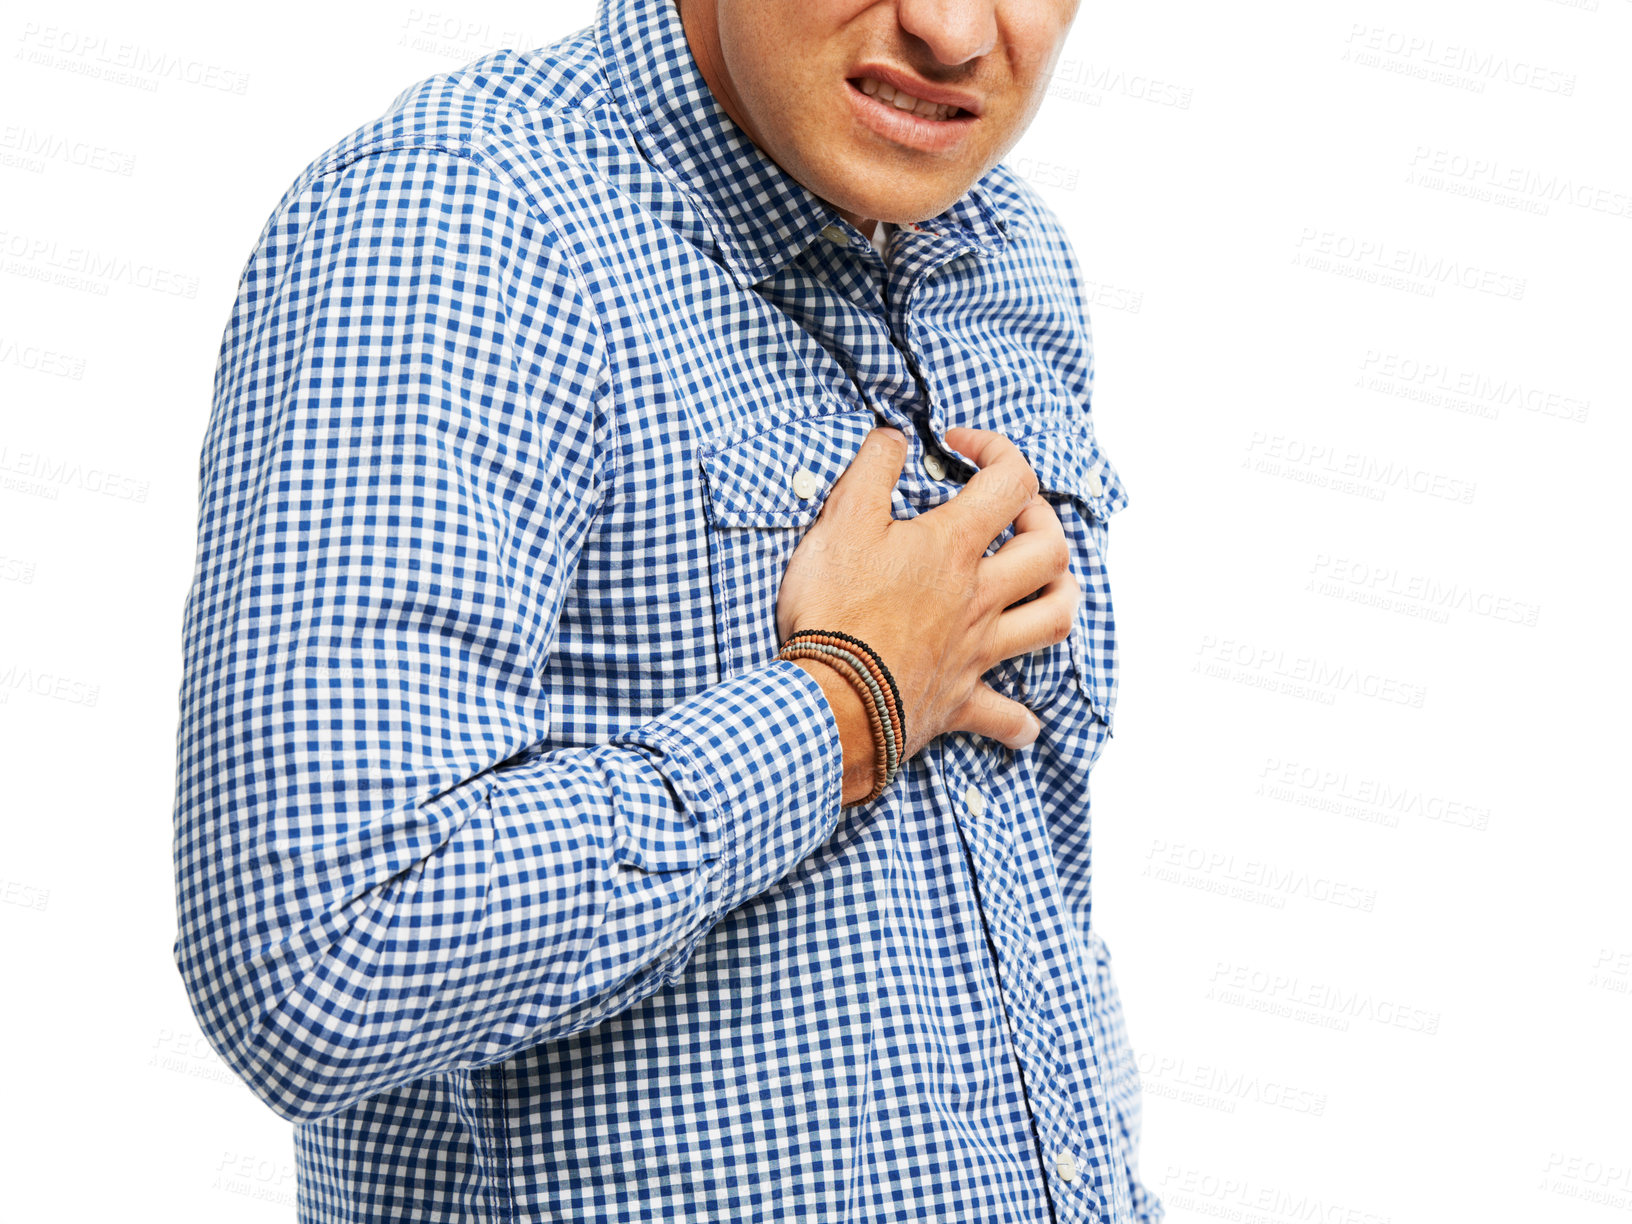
[777,425,1080,788]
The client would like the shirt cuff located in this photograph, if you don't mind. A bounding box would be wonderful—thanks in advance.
[609,658,846,917]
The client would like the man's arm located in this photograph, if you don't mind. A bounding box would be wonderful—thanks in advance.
[172,145,846,1124]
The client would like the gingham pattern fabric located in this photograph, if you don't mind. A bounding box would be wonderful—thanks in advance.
[170,0,1159,1220]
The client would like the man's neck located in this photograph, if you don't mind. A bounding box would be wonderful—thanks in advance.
[675,1,882,249]
[837,210,881,243]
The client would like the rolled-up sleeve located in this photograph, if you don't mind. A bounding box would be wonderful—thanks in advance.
[172,145,844,1123]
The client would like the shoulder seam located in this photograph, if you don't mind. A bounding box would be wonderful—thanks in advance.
[303,139,624,501]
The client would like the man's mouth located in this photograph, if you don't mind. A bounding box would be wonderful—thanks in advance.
[850,77,968,121]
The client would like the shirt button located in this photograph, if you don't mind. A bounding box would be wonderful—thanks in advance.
[1055,1152,1079,1183]
[820,223,848,245]
[964,784,985,817]
[923,450,947,480]
[791,467,819,499]
[1082,467,1104,498]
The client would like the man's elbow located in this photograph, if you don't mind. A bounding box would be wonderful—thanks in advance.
[230,1020,363,1124]
[183,1004,359,1124]
[176,946,374,1126]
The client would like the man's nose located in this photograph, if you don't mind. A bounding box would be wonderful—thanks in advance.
[894,0,999,64]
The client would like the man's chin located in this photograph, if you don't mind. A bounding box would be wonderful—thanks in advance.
[819,179,977,229]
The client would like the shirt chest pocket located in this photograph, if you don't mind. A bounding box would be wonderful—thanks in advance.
[698,408,878,680]
[1005,427,1127,732]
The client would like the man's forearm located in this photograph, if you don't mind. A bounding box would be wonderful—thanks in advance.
[176,661,849,1123]
[789,657,882,805]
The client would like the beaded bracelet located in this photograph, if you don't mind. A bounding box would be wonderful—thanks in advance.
[792,630,905,754]
[782,637,899,761]
[783,642,899,782]
[777,629,906,805]
[780,643,891,800]
[780,629,905,770]
[778,640,896,804]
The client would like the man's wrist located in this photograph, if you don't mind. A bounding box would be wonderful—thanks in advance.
[788,657,879,805]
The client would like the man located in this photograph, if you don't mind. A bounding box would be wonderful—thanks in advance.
[171,0,1161,1220]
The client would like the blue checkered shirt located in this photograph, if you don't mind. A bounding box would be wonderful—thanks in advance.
[171,0,1160,1220]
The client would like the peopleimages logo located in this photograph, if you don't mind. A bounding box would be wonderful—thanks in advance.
[1292,228,1527,301]
[1407,147,1630,220]
[0,125,136,176]
[0,663,101,708]
[0,229,199,299]
[0,336,87,380]
[1136,1051,1330,1117]
[0,446,151,501]
[1257,758,1492,832]
[1207,961,1442,1035]
[1195,635,1429,710]
[16,24,250,94]
[1343,24,1577,96]
[1355,350,1590,425]
[1046,58,1194,109]
[1143,838,1379,913]
[1157,1165,1395,1224]
[1308,554,1542,628]
[1244,432,1477,506]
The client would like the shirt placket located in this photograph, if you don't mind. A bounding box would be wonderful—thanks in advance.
[804,226,1121,1223]
[939,734,1112,1224]
[875,236,1107,1222]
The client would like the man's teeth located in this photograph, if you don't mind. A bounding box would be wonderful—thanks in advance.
[856,77,962,120]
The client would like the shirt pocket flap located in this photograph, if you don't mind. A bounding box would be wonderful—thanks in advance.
[1004,427,1124,732]
[700,409,877,528]
[1006,426,1131,522]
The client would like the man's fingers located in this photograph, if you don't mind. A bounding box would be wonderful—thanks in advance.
[825,426,909,521]
[958,682,1043,750]
[989,567,1080,661]
[980,496,1070,608]
[929,427,1038,555]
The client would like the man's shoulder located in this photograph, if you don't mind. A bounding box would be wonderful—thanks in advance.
[272,27,628,220]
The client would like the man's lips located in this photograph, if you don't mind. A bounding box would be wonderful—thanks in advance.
[850,76,968,121]
[846,65,983,121]
[843,82,978,154]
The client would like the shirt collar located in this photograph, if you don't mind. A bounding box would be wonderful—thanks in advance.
[596,0,1013,288]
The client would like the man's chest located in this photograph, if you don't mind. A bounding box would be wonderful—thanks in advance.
[542,212,1124,739]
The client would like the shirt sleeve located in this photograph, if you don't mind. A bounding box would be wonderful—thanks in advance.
[172,144,845,1124]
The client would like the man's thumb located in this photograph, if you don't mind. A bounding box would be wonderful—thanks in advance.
[829,426,908,516]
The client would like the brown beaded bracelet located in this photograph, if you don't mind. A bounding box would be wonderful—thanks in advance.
[779,642,898,785]
[781,629,905,769]
[778,629,906,804]
[781,632,903,770]
[802,629,906,750]
[780,644,890,803]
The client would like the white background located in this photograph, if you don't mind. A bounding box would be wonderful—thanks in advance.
[1,1,1627,1220]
